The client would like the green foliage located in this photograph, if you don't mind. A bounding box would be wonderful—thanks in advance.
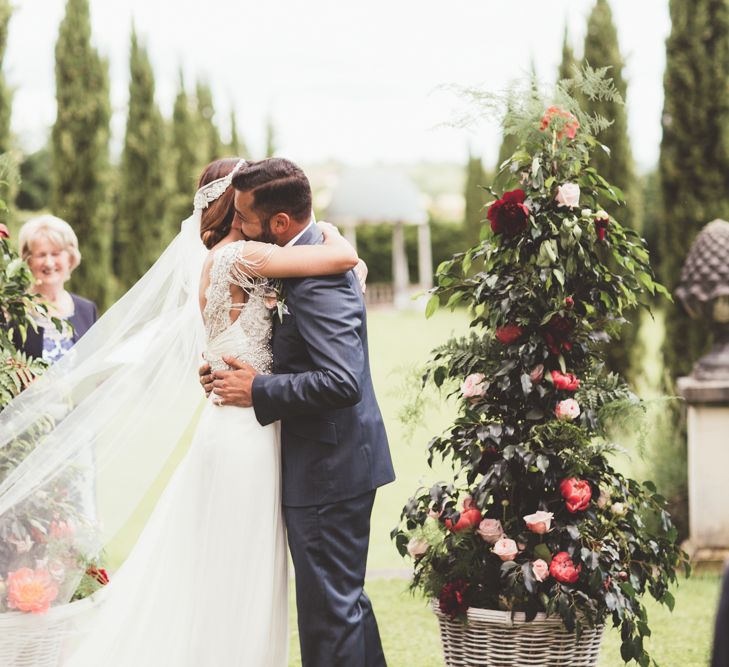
[659,0,729,378]
[168,72,201,231]
[115,27,168,290]
[393,70,686,666]
[558,26,577,84]
[17,147,51,212]
[463,153,488,248]
[195,80,223,165]
[0,186,55,408]
[52,0,112,309]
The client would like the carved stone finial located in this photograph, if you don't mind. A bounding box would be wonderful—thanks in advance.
[675,219,729,381]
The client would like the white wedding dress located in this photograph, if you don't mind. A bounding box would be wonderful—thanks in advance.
[64,241,288,666]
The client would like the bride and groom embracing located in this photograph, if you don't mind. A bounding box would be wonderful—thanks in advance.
[0,157,395,666]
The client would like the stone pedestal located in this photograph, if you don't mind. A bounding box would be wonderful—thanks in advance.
[677,376,729,569]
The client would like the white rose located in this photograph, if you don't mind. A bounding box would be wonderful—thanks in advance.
[407,537,429,559]
[555,183,581,209]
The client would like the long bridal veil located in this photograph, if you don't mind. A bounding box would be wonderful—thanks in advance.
[0,201,211,662]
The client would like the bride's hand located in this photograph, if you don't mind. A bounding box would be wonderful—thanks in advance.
[317,221,341,243]
[354,259,368,293]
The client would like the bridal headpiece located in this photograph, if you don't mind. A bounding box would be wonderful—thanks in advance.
[193,158,247,211]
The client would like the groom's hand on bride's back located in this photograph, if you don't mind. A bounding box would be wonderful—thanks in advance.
[211,356,257,408]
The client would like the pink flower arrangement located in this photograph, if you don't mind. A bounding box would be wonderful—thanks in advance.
[477,518,504,544]
[523,510,554,534]
[560,478,592,513]
[549,552,581,584]
[461,373,487,399]
[555,398,580,421]
[6,567,59,614]
[551,370,580,391]
[492,538,519,561]
[532,559,550,582]
[539,106,580,140]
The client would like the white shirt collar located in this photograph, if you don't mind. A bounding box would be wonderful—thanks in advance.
[285,220,315,247]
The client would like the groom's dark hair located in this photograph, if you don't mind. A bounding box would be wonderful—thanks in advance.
[232,158,312,224]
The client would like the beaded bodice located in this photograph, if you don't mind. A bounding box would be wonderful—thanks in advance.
[202,241,274,374]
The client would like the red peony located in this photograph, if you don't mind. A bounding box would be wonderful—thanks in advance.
[439,579,470,619]
[560,478,592,513]
[551,370,580,391]
[85,566,110,586]
[445,507,482,532]
[549,552,582,584]
[0,223,8,239]
[540,106,580,140]
[487,189,530,237]
[495,323,524,345]
[543,315,574,355]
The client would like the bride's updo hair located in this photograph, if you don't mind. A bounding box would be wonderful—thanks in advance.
[197,157,241,249]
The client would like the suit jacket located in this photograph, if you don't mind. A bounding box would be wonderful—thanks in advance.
[251,225,395,507]
[13,293,98,359]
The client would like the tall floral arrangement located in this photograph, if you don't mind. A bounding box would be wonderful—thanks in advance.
[393,70,686,666]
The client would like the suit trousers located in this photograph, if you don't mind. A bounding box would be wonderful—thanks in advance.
[284,490,386,667]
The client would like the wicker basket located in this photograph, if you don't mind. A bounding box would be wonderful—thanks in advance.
[433,602,604,667]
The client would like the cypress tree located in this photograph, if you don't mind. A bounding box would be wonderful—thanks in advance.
[659,0,729,378]
[52,0,111,309]
[195,81,223,164]
[558,26,577,83]
[168,72,200,231]
[463,151,487,248]
[115,27,167,290]
[0,0,12,155]
[582,0,642,379]
[228,111,248,157]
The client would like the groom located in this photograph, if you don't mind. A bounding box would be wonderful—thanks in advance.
[199,158,395,667]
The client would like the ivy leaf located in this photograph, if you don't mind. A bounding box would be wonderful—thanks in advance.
[425,295,439,319]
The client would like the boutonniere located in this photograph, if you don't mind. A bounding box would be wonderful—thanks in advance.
[264,280,288,323]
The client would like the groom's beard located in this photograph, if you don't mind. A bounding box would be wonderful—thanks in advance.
[252,218,276,244]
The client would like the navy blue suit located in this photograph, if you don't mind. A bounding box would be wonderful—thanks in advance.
[13,293,98,359]
[252,224,395,667]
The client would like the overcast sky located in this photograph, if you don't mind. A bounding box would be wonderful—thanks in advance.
[9,0,670,170]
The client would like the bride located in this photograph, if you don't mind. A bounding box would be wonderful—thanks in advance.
[0,157,362,666]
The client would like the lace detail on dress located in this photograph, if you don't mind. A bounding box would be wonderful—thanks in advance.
[202,241,274,374]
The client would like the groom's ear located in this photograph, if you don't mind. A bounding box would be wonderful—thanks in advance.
[269,212,292,236]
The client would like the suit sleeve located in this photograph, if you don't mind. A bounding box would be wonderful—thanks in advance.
[251,272,364,425]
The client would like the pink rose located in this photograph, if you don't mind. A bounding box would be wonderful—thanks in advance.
[529,364,544,383]
[477,518,504,544]
[407,537,428,559]
[0,223,9,239]
[492,537,519,561]
[532,559,550,582]
[555,183,580,209]
[555,398,580,421]
[523,510,554,535]
[461,373,487,399]
[6,568,59,614]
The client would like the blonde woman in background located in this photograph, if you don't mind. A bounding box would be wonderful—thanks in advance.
[15,214,97,362]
